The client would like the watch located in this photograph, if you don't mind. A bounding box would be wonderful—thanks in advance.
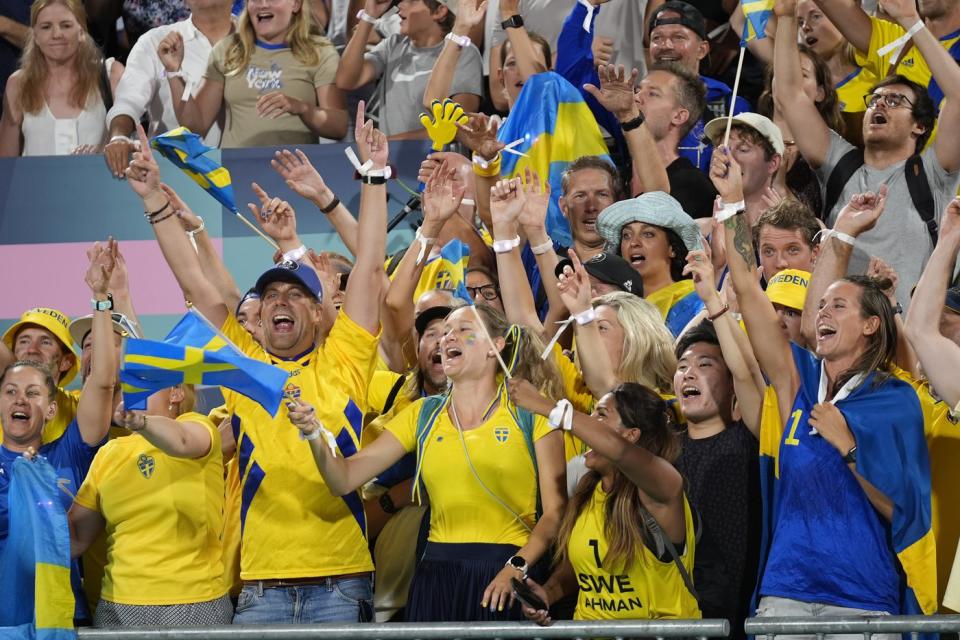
[501,14,524,29]
[379,492,398,515]
[893,302,904,315]
[92,293,114,312]
[842,445,858,465]
[506,554,528,578]
[620,112,645,132]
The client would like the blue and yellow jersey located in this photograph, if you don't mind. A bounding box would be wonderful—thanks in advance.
[386,396,553,546]
[645,280,704,338]
[568,483,700,620]
[74,413,225,605]
[835,67,878,114]
[222,311,379,580]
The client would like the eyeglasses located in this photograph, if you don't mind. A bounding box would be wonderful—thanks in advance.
[466,284,500,301]
[864,92,914,110]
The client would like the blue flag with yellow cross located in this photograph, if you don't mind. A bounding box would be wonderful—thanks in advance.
[151,127,238,213]
[120,307,288,415]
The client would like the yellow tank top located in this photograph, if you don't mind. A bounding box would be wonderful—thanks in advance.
[568,482,701,620]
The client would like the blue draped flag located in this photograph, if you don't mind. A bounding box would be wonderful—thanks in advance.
[120,308,288,415]
[496,72,612,247]
[740,0,774,45]
[151,127,237,213]
[0,457,75,640]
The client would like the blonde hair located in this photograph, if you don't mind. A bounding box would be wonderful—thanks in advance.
[18,0,102,114]
[222,3,326,76]
[594,292,677,393]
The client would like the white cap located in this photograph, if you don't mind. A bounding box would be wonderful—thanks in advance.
[703,112,785,155]
[436,0,459,15]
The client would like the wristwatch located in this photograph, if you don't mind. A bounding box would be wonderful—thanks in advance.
[620,112,645,132]
[92,293,114,312]
[501,14,524,29]
[842,445,858,465]
[506,554,528,578]
[893,302,904,315]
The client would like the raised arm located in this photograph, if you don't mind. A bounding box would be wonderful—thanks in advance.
[711,148,799,413]
[125,124,228,327]
[772,0,831,169]
[685,249,766,436]
[104,34,162,178]
[341,103,388,335]
[810,0,871,53]
[456,112,505,231]
[728,5,775,65]
[584,64,669,195]
[422,0,486,108]
[76,240,119,446]
[906,198,960,409]
[114,402,213,459]
[158,32,223,137]
[102,242,145,339]
[517,176,567,338]
[335,0,389,90]
[498,0,549,80]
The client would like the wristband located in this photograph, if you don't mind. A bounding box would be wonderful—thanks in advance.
[548,399,574,431]
[815,228,855,247]
[109,134,137,145]
[707,303,730,321]
[319,195,340,214]
[715,200,745,223]
[360,174,387,185]
[619,113,645,132]
[356,9,376,24]
[344,146,392,179]
[414,227,437,265]
[530,238,554,255]
[92,293,114,312]
[472,153,502,178]
[145,200,171,219]
[148,208,177,225]
[574,307,597,325]
[493,235,521,254]
[186,216,205,238]
[299,419,339,456]
[876,20,925,56]
[162,69,185,79]
[301,427,322,441]
[445,32,471,48]
[283,244,308,262]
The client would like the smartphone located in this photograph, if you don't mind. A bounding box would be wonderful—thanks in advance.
[511,577,547,611]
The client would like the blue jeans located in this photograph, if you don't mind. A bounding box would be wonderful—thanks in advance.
[233,576,373,624]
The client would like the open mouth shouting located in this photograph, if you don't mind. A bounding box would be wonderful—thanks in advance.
[272,313,295,334]
[869,111,888,127]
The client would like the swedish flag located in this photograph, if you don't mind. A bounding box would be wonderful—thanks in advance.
[0,457,75,640]
[740,0,774,45]
[413,238,474,305]
[496,72,612,248]
[120,308,289,415]
[151,127,237,213]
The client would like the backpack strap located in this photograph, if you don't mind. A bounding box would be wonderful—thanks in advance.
[822,147,865,220]
[98,56,113,112]
[411,394,448,504]
[507,401,541,519]
[381,374,407,416]
[904,155,938,247]
[639,506,700,605]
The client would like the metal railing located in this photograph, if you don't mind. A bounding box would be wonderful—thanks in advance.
[745,615,960,639]
[76,619,730,640]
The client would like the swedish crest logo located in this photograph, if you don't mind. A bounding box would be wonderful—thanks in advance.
[494,426,510,443]
[284,383,301,400]
[137,454,155,479]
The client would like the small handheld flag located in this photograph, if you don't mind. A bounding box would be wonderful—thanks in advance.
[120,307,289,415]
[740,0,774,45]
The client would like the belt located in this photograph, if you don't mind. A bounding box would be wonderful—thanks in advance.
[245,572,371,589]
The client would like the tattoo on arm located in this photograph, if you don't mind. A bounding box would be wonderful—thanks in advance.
[729,214,755,269]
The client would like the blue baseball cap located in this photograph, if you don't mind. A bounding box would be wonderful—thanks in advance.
[254,260,324,301]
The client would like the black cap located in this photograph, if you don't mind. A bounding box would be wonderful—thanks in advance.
[555,252,644,297]
[415,305,453,336]
[649,1,707,40]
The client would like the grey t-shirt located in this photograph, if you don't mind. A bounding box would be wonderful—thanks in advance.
[817,130,960,307]
[365,35,483,137]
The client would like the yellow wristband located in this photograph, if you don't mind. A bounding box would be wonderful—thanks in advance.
[472,153,502,178]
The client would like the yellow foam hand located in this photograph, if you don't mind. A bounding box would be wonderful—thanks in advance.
[419,99,468,151]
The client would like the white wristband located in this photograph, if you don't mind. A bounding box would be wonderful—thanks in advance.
[186,216,205,238]
[548,399,574,431]
[531,238,553,255]
[414,227,436,265]
[816,229,855,247]
[301,428,322,441]
[163,69,185,79]
[715,200,745,223]
[300,420,339,457]
[356,9,376,24]
[283,244,308,262]
[493,235,521,254]
[574,307,597,325]
[109,134,137,145]
[876,20,925,56]
[445,32,471,48]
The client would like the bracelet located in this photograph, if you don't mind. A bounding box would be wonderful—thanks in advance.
[149,208,177,225]
[445,32,471,48]
[186,216,205,238]
[361,174,387,185]
[619,113,645,132]
[814,228,855,247]
[109,134,135,145]
[356,9,376,24]
[715,199,745,223]
[414,227,437,265]
[548,399,574,431]
[283,245,308,262]
[162,69,185,79]
[301,428,322,441]
[574,307,597,325]
[472,153,502,177]
[493,235,521,254]
[530,238,554,255]
[144,200,171,219]
[707,303,730,321]
[319,195,340,214]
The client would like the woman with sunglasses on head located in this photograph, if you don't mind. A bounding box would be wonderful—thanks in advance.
[713,147,936,624]
[287,303,566,622]
[507,378,700,623]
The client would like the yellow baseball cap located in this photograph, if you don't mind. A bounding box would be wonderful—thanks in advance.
[2,307,79,386]
[765,269,810,311]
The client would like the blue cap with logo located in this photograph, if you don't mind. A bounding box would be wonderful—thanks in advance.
[254,260,324,301]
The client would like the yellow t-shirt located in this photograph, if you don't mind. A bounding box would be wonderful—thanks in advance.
[386,396,552,546]
[74,413,225,605]
[222,312,378,580]
[835,67,878,113]
[569,482,700,620]
[857,16,960,97]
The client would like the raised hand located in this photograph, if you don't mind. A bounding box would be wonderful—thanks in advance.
[940,196,960,242]
[592,37,615,68]
[709,146,745,204]
[124,123,162,199]
[683,249,721,309]
[517,168,551,230]
[271,149,334,206]
[157,31,184,72]
[85,237,118,295]
[363,0,393,19]
[456,112,505,161]
[760,186,784,210]
[773,0,797,17]
[583,64,640,121]
[256,91,306,119]
[557,249,593,315]
[489,177,526,227]
[866,257,900,306]
[453,0,487,32]
[248,182,298,244]
[880,0,921,25]
[422,160,466,230]
[506,377,553,415]
[104,135,139,179]
[833,184,887,237]
[355,100,389,170]
[159,183,203,233]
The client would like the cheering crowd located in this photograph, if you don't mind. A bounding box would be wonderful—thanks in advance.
[2,0,960,634]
